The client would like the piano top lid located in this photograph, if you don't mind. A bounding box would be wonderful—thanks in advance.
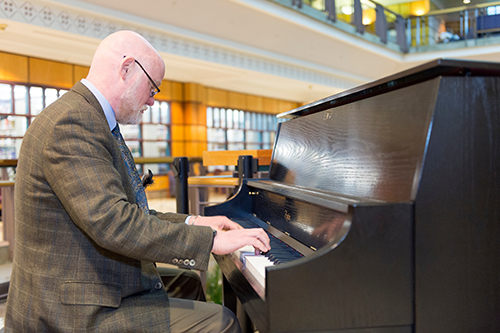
[278,58,500,119]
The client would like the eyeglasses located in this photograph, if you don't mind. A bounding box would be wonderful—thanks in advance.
[129,57,161,98]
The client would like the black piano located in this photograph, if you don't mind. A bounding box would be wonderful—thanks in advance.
[204,59,500,333]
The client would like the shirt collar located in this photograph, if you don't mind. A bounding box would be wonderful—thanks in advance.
[81,79,116,131]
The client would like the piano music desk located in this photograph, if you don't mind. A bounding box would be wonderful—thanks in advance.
[188,149,272,215]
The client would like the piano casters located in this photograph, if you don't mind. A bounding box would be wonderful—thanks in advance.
[173,157,189,214]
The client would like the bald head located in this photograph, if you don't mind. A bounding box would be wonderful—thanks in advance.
[86,30,165,124]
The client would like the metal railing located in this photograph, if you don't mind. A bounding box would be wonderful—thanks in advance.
[408,1,500,50]
[270,0,500,53]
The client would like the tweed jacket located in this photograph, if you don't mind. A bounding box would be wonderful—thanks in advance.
[5,82,214,332]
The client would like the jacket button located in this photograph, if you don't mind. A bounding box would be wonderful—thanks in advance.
[172,258,178,264]
[183,259,190,266]
[154,281,163,290]
[189,259,196,267]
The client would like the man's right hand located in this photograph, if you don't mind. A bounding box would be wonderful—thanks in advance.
[211,228,271,255]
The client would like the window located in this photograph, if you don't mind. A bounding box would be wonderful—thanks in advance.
[206,106,283,171]
[0,82,172,175]
[207,107,279,152]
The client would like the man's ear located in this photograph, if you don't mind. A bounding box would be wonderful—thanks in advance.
[120,56,135,80]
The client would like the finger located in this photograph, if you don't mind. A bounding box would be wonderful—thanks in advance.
[223,219,244,230]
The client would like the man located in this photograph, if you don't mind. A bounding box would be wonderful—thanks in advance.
[5,30,270,332]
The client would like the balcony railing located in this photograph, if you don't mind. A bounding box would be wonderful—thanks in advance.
[269,0,500,53]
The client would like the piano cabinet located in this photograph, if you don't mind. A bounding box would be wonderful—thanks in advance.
[205,59,500,333]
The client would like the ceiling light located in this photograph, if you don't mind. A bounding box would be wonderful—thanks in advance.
[341,5,353,15]
[463,0,470,3]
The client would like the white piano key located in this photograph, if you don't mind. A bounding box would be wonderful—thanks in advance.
[245,255,274,288]
[234,245,256,264]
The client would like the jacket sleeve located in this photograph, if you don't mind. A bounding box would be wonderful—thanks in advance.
[41,104,213,271]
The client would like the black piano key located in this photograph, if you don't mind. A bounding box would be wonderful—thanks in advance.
[236,218,305,265]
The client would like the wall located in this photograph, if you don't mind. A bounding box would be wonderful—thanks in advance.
[0,51,300,158]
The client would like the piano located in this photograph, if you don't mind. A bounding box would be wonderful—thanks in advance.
[204,59,500,333]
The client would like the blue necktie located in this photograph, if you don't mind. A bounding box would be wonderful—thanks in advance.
[112,125,150,215]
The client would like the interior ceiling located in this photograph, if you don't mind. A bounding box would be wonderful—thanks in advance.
[1,0,499,104]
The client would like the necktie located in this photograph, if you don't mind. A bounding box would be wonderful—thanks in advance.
[112,125,150,214]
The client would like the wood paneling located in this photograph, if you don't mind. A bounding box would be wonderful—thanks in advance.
[206,87,228,106]
[170,102,184,124]
[184,103,207,126]
[156,80,172,100]
[185,83,205,103]
[171,124,185,141]
[278,100,298,113]
[29,58,73,88]
[263,97,278,113]
[228,91,246,110]
[171,142,184,157]
[0,52,28,82]
[247,95,264,112]
[171,81,184,101]
[73,65,89,84]
[202,149,272,166]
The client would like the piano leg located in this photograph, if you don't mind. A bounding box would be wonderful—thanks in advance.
[223,275,254,333]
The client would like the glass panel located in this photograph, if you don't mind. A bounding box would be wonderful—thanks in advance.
[216,128,226,143]
[156,124,168,140]
[122,125,141,140]
[142,124,156,140]
[250,143,262,150]
[245,112,251,129]
[239,111,245,129]
[251,113,257,130]
[207,128,217,142]
[143,141,158,157]
[207,107,213,127]
[0,138,17,159]
[227,129,244,143]
[257,114,263,130]
[263,132,270,143]
[151,101,160,123]
[233,110,239,128]
[45,88,58,107]
[8,115,28,137]
[30,87,44,116]
[220,108,226,128]
[208,142,227,151]
[246,130,261,143]
[226,109,232,129]
[270,131,276,144]
[213,108,220,128]
[160,102,170,123]
[228,142,244,150]
[165,125,171,141]
[0,84,12,114]
[59,89,69,96]
[156,141,168,156]
[14,86,28,114]
[143,105,152,123]
[127,141,141,157]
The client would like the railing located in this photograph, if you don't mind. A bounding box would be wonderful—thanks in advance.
[408,2,500,50]
[269,0,500,53]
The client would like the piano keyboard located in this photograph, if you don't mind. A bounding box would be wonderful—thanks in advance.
[233,217,307,288]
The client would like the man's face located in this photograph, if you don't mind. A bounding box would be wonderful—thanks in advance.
[117,68,158,125]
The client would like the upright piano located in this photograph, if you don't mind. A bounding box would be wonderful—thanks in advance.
[204,59,500,333]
